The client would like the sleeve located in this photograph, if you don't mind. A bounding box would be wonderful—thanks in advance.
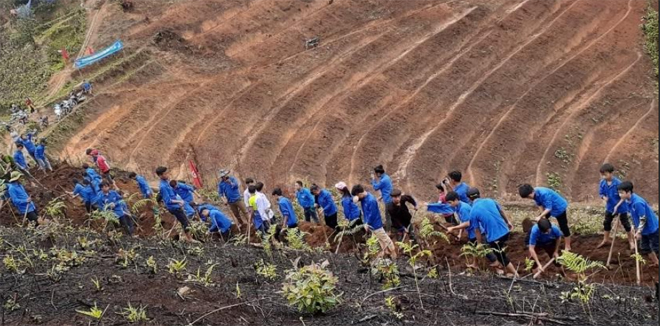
[280,201,291,219]
[404,195,417,207]
[8,188,27,205]
[257,197,269,220]
[371,179,382,191]
[528,228,538,246]
[217,182,224,197]
[230,177,239,190]
[542,195,554,211]
[161,186,173,205]
[73,185,82,196]
[321,192,332,212]
[598,181,606,198]
[209,213,219,232]
[458,206,471,223]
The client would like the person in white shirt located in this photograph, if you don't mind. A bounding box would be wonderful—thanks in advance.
[255,181,274,223]
[243,177,255,214]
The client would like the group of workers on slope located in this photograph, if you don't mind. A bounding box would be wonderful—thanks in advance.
[3,148,658,279]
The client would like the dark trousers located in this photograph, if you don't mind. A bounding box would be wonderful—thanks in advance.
[84,201,93,213]
[551,211,571,237]
[489,233,511,267]
[120,215,134,236]
[604,211,632,232]
[303,207,319,223]
[168,208,190,231]
[530,240,561,268]
[324,212,338,229]
[26,211,39,226]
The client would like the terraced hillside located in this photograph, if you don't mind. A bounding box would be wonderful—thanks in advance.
[53,0,658,202]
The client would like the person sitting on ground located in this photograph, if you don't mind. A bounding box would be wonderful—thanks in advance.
[447,191,497,268]
[7,171,41,226]
[20,133,37,162]
[248,185,270,236]
[200,208,233,242]
[218,169,248,229]
[597,163,634,250]
[352,184,396,258]
[387,189,418,242]
[272,187,298,231]
[436,181,457,224]
[618,181,659,266]
[170,180,199,205]
[519,184,572,251]
[295,180,319,223]
[71,179,96,213]
[445,170,470,203]
[371,164,393,231]
[35,139,53,172]
[525,218,563,278]
[156,166,193,242]
[82,80,92,94]
[311,184,338,228]
[335,181,362,225]
[468,187,517,277]
[129,172,152,199]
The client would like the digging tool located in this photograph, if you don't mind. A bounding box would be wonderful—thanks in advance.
[533,258,555,279]
[606,219,620,268]
[246,213,252,245]
[437,222,460,240]
[20,207,29,226]
[633,233,641,285]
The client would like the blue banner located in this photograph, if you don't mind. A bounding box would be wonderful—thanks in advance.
[74,40,123,69]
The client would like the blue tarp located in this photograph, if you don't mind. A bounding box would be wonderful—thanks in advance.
[74,40,123,69]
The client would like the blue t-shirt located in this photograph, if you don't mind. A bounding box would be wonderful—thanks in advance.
[135,175,152,198]
[599,178,628,214]
[528,224,563,246]
[317,189,338,216]
[73,183,95,203]
[454,182,470,203]
[7,182,36,214]
[218,176,242,203]
[174,182,196,204]
[341,196,361,221]
[372,174,393,204]
[534,187,568,217]
[361,193,383,229]
[296,188,315,208]
[455,201,478,240]
[208,210,232,233]
[627,194,659,236]
[159,179,181,211]
[277,197,298,227]
[470,198,509,243]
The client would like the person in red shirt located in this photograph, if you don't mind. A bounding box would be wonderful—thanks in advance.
[25,98,35,113]
[436,182,457,225]
[86,148,115,187]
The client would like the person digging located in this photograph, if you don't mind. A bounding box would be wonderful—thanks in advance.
[6,171,44,226]
[156,166,195,243]
[525,218,563,279]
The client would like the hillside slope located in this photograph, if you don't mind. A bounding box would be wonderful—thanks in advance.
[52,0,658,202]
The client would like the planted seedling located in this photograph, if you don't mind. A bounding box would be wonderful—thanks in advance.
[255,259,278,281]
[281,260,341,314]
[146,256,157,274]
[186,264,217,287]
[167,258,187,278]
[120,302,149,323]
[76,303,104,320]
[91,276,103,292]
[397,242,431,310]
[384,296,403,319]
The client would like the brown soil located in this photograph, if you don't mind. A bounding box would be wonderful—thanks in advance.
[45,0,657,203]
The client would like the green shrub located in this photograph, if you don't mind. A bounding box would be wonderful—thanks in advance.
[642,3,658,77]
[281,260,341,314]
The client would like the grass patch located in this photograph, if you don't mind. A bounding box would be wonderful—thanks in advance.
[641,2,658,78]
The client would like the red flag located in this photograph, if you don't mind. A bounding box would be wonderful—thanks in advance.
[60,48,69,61]
[189,160,203,188]
[86,46,94,55]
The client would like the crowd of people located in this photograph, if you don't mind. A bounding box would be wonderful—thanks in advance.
[1,140,658,278]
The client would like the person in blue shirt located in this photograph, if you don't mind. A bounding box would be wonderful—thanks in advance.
[295,180,319,223]
[6,171,39,225]
[13,143,29,171]
[272,187,298,229]
[445,170,470,203]
[218,169,248,229]
[156,166,193,242]
[335,182,362,225]
[311,184,338,229]
[82,163,102,183]
[196,203,221,221]
[446,191,497,267]
[20,133,37,161]
[82,80,92,94]
[468,187,517,277]
[128,172,152,199]
[352,184,396,258]
[71,179,96,213]
[95,181,134,236]
[519,184,571,251]
[618,181,659,266]
[34,139,53,172]
[371,164,393,231]
[597,163,634,250]
[525,218,563,278]
[170,180,198,205]
[200,208,233,241]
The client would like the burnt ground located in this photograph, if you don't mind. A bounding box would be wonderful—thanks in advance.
[0,226,657,326]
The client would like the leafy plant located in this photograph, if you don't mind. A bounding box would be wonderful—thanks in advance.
[3,254,27,274]
[642,3,659,77]
[459,242,493,270]
[91,209,120,227]
[418,217,449,246]
[76,236,98,251]
[546,172,562,191]
[131,198,155,214]
[186,246,204,257]
[50,247,86,272]
[228,233,248,246]
[371,258,400,290]
[557,251,605,281]
[121,302,148,323]
[76,303,104,319]
[561,282,596,304]
[117,248,139,269]
[397,242,431,309]
[3,296,20,312]
[255,259,278,281]
[186,264,217,287]
[235,282,242,299]
[524,257,534,272]
[426,267,438,279]
[286,228,310,251]
[281,260,341,314]
[146,256,157,274]
[44,199,66,219]
[167,258,187,278]
[384,296,403,319]
[362,235,380,264]
[91,276,103,292]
